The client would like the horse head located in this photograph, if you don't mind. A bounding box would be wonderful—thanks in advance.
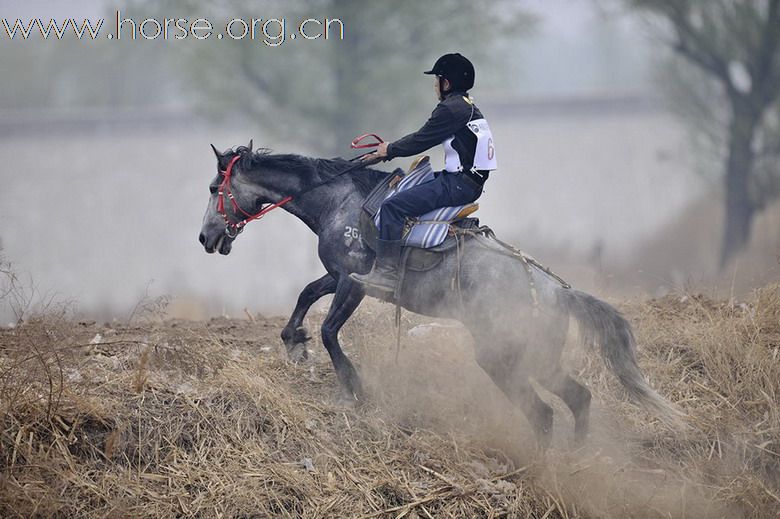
[199,140,279,255]
[199,140,370,256]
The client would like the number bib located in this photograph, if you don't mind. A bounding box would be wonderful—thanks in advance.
[442,118,497,172]
[466,118,497,170]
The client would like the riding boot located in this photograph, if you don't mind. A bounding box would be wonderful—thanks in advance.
[350,239,403,293]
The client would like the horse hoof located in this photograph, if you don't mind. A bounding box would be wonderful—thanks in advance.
[292,326,312,344]
[535,423,553,452]
[334,390,360,409]
[337,381,367,408]
[286,342,309,363]
[352,388,367,406]
[348,378,366,404]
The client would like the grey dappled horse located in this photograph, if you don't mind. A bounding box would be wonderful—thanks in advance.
[199,143,683,447]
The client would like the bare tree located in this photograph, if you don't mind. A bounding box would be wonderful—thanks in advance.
[624,0,780,266]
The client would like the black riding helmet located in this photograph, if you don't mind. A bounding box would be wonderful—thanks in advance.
[424,53,475,91]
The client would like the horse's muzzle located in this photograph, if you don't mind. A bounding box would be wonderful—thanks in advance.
[199,232,233,255]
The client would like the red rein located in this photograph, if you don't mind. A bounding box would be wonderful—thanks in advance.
[217,133,383,237]
[350,133,383,149]
[216,155,293,237]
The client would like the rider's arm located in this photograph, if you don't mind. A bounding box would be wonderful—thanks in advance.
[386,103,467,159]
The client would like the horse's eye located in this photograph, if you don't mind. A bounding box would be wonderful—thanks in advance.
[209,185,218,195]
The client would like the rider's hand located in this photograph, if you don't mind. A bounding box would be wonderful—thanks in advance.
[361,142,388,162]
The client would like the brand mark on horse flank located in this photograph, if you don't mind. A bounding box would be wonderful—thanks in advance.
[344,225,361,246]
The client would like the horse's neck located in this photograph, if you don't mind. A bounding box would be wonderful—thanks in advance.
[279,188,326,234]
[287,168,387,236]
[254,157,386,235]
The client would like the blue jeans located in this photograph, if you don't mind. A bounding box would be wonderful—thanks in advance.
[378,170,483,241]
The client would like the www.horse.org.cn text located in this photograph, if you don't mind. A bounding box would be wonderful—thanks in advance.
[1,10,345,47]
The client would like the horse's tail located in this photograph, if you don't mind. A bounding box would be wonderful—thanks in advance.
[556,288,686,429]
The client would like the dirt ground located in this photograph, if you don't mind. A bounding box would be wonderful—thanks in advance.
[1,287,778,518]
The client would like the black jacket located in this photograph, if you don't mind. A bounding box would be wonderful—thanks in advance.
[386,90,485,171]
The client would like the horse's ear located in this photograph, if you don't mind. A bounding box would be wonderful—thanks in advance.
[210,144,222,160]
[248,139,253,152]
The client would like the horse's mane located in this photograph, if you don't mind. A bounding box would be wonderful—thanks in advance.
[232,146,391,196]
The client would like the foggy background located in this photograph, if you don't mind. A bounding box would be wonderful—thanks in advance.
[1,0,778,323]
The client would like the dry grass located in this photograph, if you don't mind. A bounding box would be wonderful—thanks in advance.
[616,287,780,516]
[0,316,554,518]
[0,284,778,518]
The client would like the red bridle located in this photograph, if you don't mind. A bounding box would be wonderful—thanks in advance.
[216,155,293,238]
[215,134,384,238]
[350,133,383,149]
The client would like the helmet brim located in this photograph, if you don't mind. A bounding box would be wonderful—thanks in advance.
[423,70,436,75]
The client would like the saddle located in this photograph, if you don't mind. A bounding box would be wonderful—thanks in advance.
[359,156,481,272]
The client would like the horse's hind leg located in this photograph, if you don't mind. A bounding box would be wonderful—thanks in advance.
[320,278,365,401]
[539,371,591,445]
[511,380,554,450]
[281,273,337,362]
[474,346,554,449]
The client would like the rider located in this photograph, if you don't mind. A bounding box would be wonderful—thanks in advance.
[350,53,497,292]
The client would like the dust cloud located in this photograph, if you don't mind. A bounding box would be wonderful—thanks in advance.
[340,299,743,518]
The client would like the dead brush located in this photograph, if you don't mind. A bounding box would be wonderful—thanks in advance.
[599,284,780,515]
[133,345,150,393]
[1,283,779,517]
[0,302,558,518]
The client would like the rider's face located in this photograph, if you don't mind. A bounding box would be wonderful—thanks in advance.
[434,76,450,101]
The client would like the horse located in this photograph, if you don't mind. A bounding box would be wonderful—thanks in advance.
[198,142,684,447]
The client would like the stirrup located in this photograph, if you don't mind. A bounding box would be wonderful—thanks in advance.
[350,269,397,292]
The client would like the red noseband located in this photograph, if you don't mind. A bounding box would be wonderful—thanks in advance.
[216,155,293,238]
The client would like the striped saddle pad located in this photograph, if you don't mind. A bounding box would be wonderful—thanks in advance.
[373,157,477,249]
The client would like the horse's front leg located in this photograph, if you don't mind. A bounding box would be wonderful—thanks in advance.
[320,278,365,402]
[281,273,338,362]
